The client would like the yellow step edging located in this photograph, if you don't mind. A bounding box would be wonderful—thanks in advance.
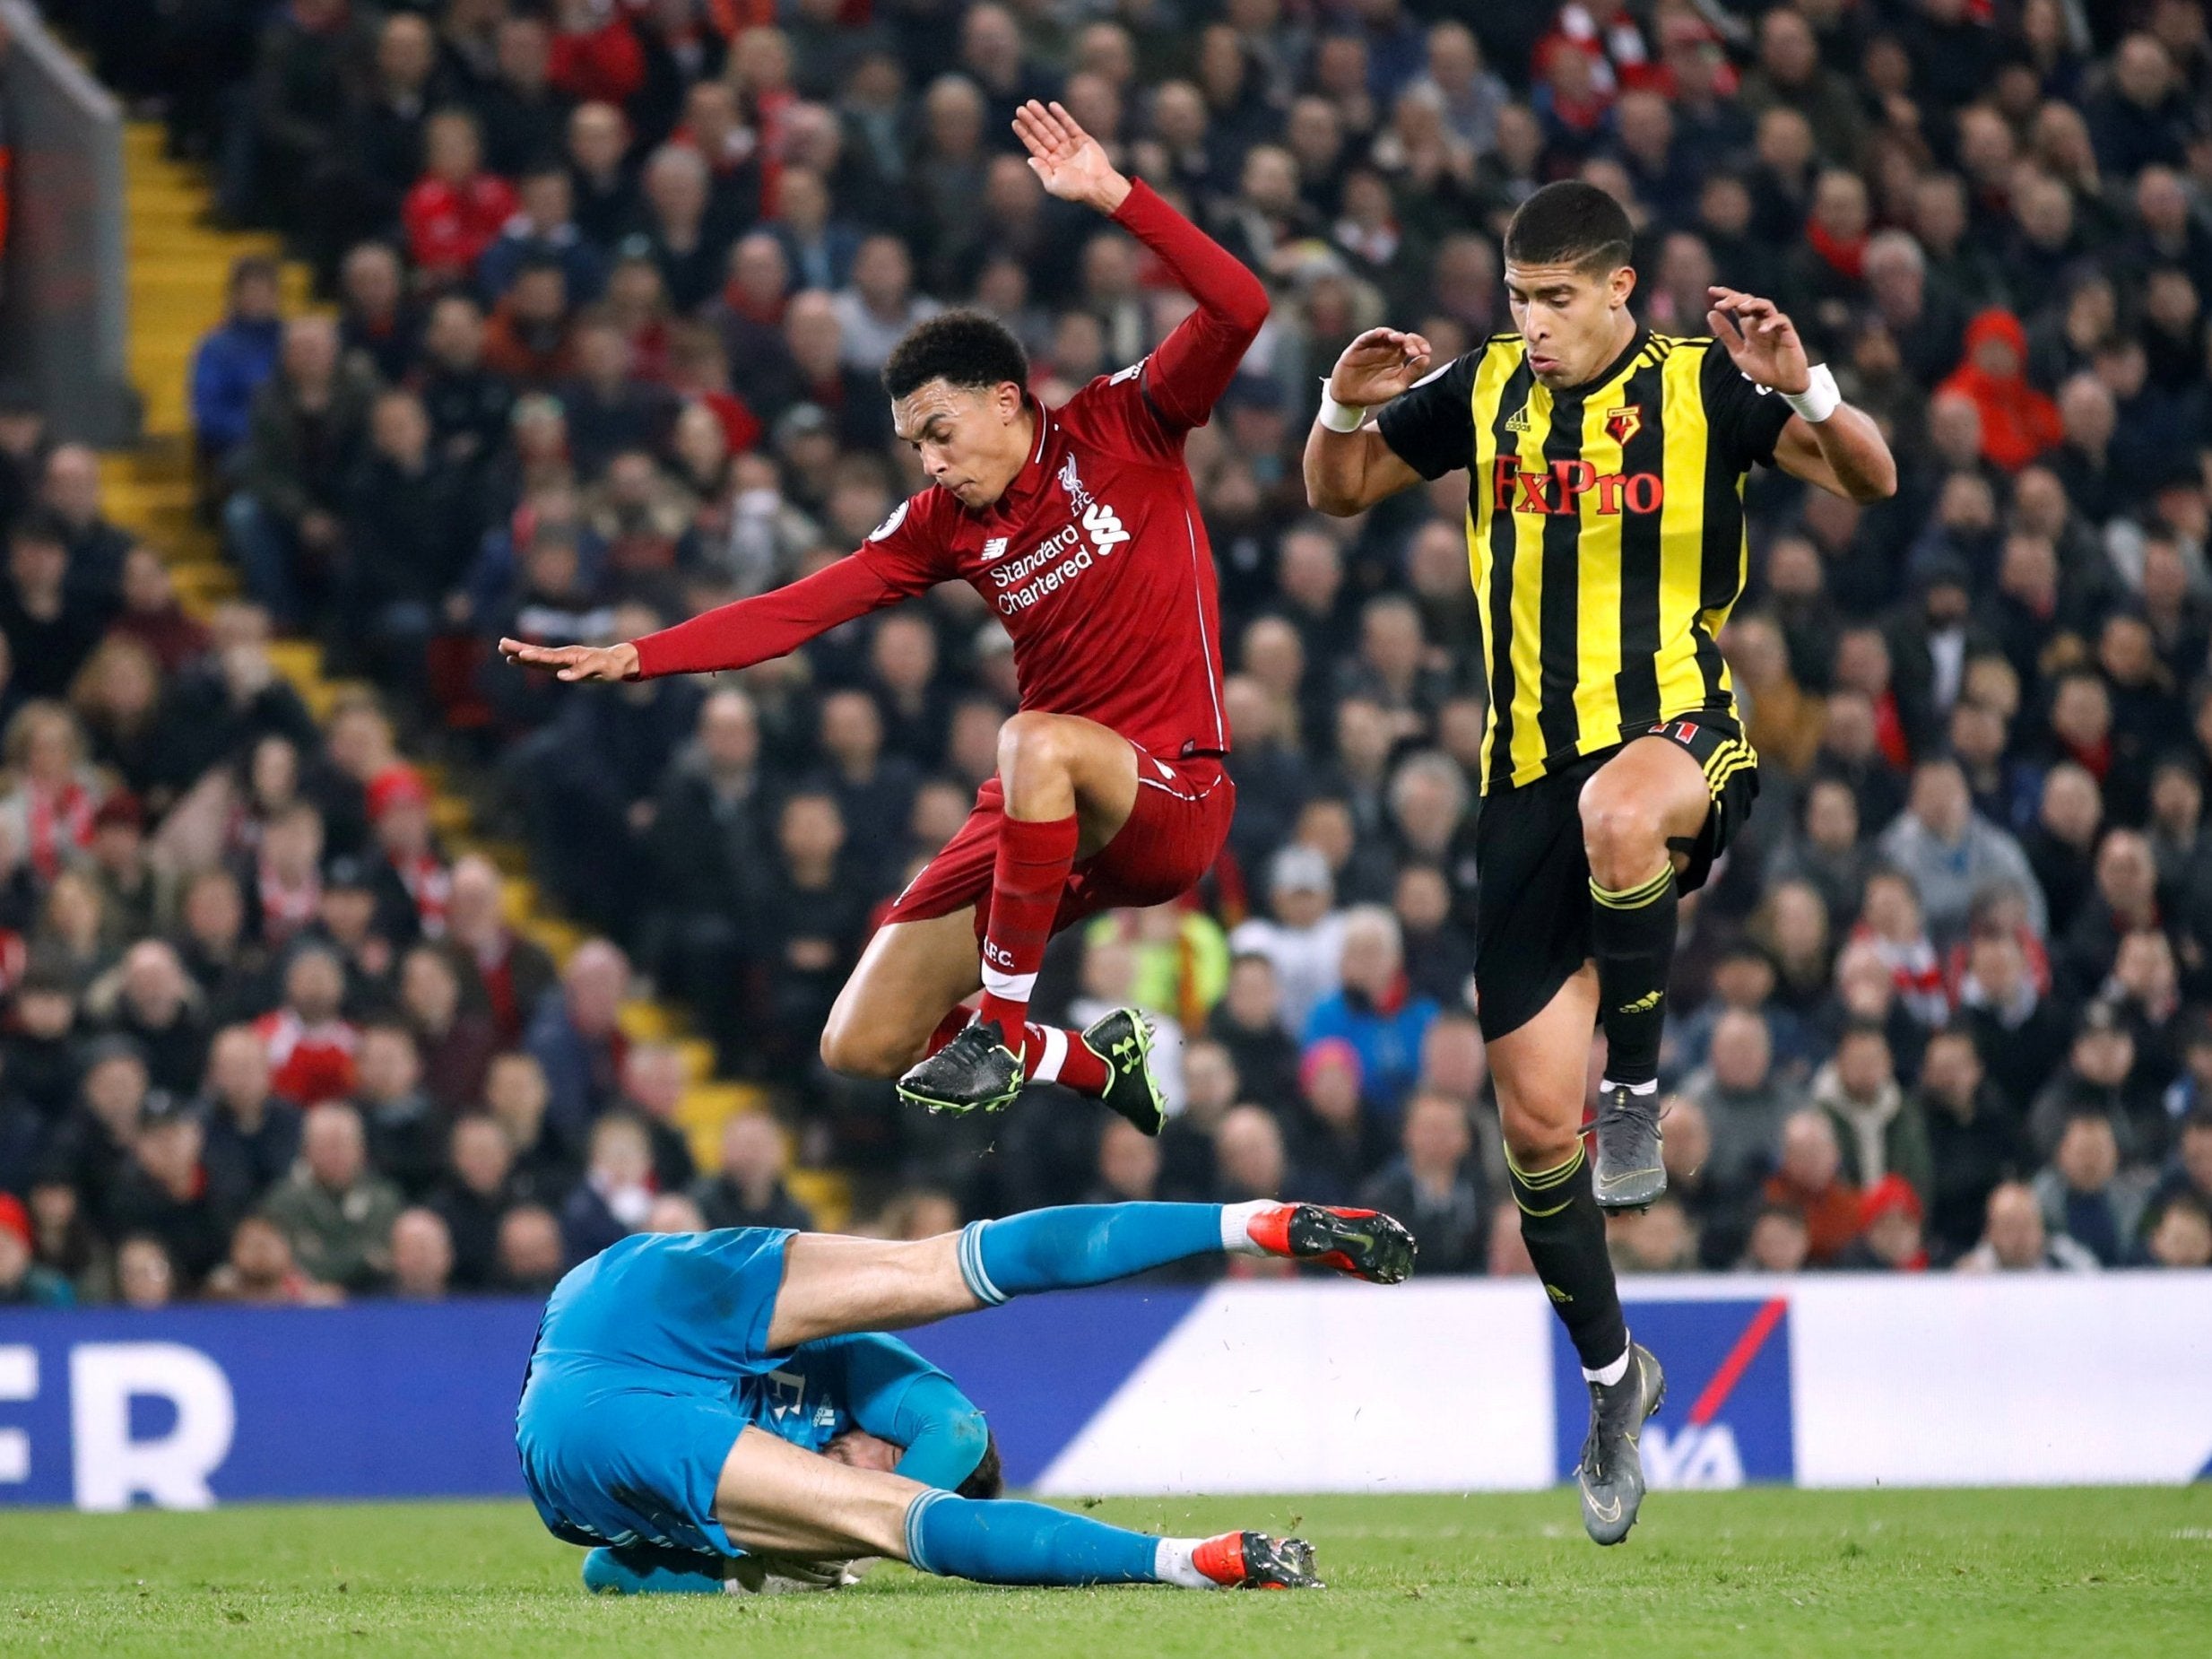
[108,120,828,1211]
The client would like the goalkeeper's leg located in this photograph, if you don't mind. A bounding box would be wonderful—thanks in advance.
[713,1429,1318,1590]
[763,1201,1413,1349]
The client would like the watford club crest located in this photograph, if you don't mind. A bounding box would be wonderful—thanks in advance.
[1605,404,1644,444]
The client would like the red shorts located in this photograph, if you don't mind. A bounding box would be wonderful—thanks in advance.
[881,745,1235,942]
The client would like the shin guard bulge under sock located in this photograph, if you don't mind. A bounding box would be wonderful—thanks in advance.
[1508,1144,1629,1373]
[1590,865,1678,1091]
[976,813,1079,1057]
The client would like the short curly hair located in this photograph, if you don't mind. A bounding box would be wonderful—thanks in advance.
[881,310,1030,400]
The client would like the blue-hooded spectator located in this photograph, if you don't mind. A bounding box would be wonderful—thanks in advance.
[187,256,284,471]
[1304,906,1439,1117]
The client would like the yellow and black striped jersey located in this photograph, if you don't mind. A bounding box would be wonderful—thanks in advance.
[1375,328,1791,794]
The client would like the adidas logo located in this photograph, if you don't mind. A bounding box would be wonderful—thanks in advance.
[1618,991,1663,1014]
[1505,403,1533,434]
[1545,1282,1574,1305]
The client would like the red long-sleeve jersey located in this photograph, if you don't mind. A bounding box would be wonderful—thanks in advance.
[631,180,1269,760]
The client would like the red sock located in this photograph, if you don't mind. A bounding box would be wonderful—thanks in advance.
[976,812,1078,1058]
[1021,1023,1110,1094]
[924,1005,971,1057]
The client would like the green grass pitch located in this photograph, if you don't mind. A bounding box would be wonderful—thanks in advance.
[4,1489,2206,1658]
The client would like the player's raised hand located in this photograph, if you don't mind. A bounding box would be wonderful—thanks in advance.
[1327,327,1436,409]
[1706,287,1813,395]
[1013,100,1131,215]
[498,637,640,682]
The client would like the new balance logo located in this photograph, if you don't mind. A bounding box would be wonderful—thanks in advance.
[981,536,1010,561]
[1618,991,1663,1014]
[1505,403,1533,434]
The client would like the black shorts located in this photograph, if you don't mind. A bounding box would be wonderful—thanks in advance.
[1471,715,1759,1042]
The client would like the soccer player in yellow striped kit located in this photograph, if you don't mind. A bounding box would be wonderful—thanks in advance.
[1305,181,1896,1544]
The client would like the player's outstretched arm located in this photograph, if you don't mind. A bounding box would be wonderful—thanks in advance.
[499,552,902,682]
[1304,326,1434,516]
[497,638,640,682]
[1015,99,1269,429]
[1708,286,1897,503]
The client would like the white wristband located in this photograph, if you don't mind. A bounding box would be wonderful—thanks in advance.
[1317,382,1366,433]
[1781,362,1841,423]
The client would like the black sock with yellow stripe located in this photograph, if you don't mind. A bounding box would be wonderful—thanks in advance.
[1509,1144,1628,1372]
[1590,864,1677,1090]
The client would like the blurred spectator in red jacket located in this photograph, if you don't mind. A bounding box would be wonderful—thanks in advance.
[402,109,517,285]
[1762,1109,1864,1265]
[1938,308,2066,472]
[253,945,360,1104]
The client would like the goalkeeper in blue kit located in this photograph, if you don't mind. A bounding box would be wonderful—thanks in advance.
[517,1197,1414,1594]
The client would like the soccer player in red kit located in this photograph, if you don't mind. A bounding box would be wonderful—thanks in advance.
[502,102,1267,1129]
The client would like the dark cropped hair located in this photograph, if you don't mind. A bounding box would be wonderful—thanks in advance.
[1504,181,1635,276]
[881,310,1030,400]
[956,1429,1004,1499]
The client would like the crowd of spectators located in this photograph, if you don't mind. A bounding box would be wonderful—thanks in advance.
[17,0,2212,1307]
[0,371,840,1307]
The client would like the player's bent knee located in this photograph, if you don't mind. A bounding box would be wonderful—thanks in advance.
[1577,786,1664,879]
[996,710,1074,779]
[1504,1123,1583,1174]
[819,1007,908,1077]
[1495,1089,1584,1173]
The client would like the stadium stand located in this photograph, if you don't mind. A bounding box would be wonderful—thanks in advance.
[7,0,2212,1314]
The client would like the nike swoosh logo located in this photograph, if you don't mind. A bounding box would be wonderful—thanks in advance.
[1581,1481,1623,1526]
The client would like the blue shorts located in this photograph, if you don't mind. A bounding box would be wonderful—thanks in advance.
[516,1227,797,1555]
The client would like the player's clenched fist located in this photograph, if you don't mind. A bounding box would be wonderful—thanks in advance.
[1327,327,1436,409]
[499,637,641,682]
